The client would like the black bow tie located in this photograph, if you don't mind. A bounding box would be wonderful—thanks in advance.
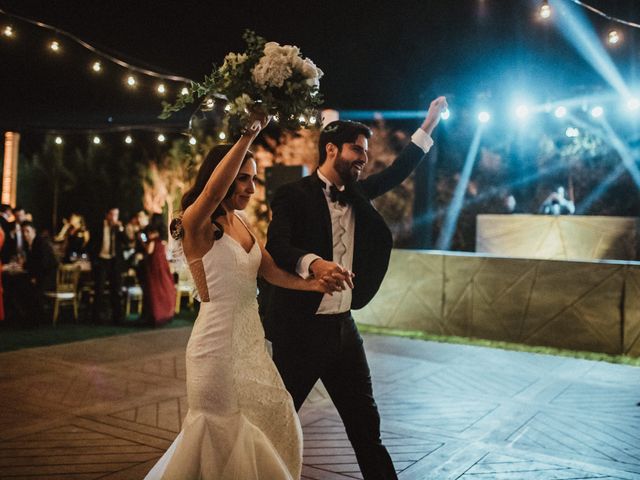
[329,185,350,206]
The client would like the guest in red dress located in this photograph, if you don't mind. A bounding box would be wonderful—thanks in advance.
[141,222,176,326]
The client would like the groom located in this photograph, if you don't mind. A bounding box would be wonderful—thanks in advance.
[265,96,447,480]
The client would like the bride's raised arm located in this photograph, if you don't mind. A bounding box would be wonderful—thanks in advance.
[182,114,269,233]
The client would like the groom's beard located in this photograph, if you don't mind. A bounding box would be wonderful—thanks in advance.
[334,152,360,184]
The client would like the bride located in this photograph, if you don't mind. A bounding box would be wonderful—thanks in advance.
[145,115,349,479]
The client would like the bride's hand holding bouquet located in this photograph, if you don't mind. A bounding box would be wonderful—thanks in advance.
[161,30,323,133]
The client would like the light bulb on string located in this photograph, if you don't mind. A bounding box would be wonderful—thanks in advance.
[607,29,621,45]
[157,83,166,95]
[91,61,102,73]
[309,116,317,125]
[49,40,61,52]
[539,0,551,20]
[54,136,63,145]
[92,136,101,145]
[218,132,226,140]
[126,75,137,87]
[180,87,189,96]
[125,135,133,144]
[189,137,197,145]
[554,106,567,118]
[2,25,14,38]
[157,134,166,143]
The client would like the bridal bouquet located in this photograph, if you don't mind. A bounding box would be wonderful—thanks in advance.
[161,30,324,131]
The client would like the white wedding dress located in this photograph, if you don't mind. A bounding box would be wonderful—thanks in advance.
[145,213,302,479]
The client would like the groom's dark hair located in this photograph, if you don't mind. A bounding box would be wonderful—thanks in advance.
[318,120,372,165]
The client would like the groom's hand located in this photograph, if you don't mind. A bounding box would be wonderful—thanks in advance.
[420,96,448,136]
[310,259,354,290]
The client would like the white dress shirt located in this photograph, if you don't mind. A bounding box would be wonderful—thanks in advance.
[296,129,434,314]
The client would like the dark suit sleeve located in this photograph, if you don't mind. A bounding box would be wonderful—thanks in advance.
[359,142,426,200]
[266,183,312,274]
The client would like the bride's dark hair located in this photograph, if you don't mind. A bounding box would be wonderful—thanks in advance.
[171,144,254,239]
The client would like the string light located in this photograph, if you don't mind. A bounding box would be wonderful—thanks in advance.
[189,137,197,145]
[157,133,166,143]
[539,0,551,20]
[91,61,102,73]
[181,87,189,96]
[2,25,14,37]
[92,136,101,144]
[309,116,317,125]
[554,106,567,118]
[49,40,60,52]
[157,83,166,95]
[218,132,226,140]
[124,135,133,144]
[126,75,137,87]
[54,136,63,145]
[607,29,620,45]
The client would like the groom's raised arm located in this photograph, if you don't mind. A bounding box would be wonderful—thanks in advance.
[266,184,310,274]
[360,96,447,200]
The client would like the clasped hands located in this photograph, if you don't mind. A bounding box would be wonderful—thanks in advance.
[310,259,354,295]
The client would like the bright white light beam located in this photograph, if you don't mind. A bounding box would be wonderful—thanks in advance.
[551,0,629,98]
[435,124,484,250]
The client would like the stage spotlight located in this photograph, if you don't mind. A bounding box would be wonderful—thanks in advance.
[565,127,580,138]
[626,97,640,111]
[440,108,450,120]
[539,0,551,19]
[591,106,604,118]
[478,111,491,123]
[608,30,620,45]
[554,106,567,118]
[515,105,530,120]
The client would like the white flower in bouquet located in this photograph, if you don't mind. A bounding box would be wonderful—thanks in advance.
[161,30,324,133]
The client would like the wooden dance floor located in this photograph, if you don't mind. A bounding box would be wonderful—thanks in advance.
[0,328,639,479]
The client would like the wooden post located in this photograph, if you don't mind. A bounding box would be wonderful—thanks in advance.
[2,132,20,207]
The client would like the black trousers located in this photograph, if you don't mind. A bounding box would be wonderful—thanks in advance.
[92,257,123,323]
[272,312,397,480]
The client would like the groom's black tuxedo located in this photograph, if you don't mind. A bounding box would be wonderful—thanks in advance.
[265,141,428,480]
[265,142,426,330]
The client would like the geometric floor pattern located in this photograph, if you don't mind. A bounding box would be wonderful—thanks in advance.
[0,328,639,479]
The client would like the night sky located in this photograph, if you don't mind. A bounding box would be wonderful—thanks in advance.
[1,0,639,131]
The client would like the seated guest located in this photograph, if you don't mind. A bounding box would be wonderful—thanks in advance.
[0,204,15,264]
[23,221,59,292]
[55,213,90,262]
[22,221,59,323]
[89,207,128,324]
[140,219,175,327]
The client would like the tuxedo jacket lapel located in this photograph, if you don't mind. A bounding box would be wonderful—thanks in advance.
[311,172,334,259]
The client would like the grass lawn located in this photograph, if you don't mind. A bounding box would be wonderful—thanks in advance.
[0,309,197,353]
[357,323,640,367]
[2,308,638,368]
